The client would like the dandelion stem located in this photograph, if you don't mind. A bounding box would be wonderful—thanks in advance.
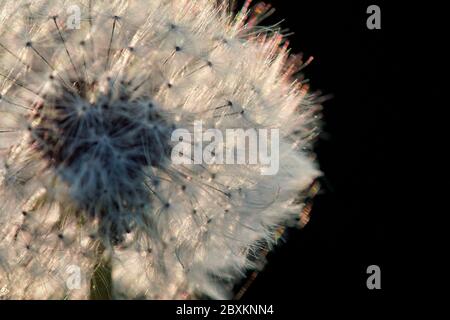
[89,243,113,300]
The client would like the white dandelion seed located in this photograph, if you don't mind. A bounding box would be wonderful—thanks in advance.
[0,0,322,299]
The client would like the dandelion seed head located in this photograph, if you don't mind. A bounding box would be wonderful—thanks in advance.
[0,0,322,299]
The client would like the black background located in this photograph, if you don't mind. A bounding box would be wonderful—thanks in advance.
[238,0,387,304]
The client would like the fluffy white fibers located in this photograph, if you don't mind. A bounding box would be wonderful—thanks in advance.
[0,0,321,299]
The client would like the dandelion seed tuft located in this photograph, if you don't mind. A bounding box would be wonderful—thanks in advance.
[0,0,322,299]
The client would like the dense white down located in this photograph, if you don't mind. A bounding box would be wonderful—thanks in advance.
[0,0,321,299]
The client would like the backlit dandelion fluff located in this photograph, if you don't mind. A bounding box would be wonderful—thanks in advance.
[0,0,322,299]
